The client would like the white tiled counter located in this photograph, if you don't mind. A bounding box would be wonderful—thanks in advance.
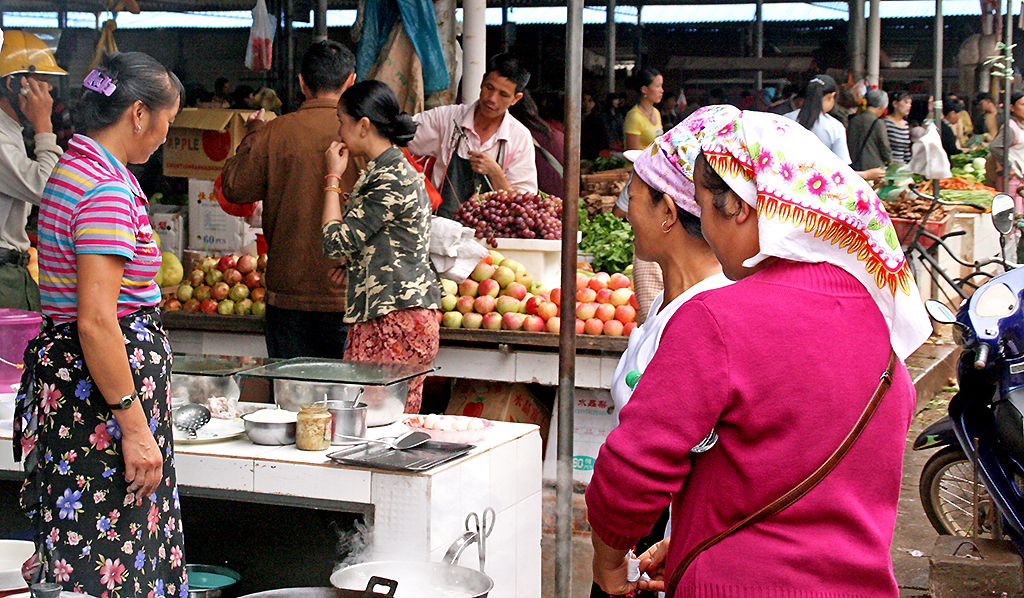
[0,421,542,598]
[162,313,627,390]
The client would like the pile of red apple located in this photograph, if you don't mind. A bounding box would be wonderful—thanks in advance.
[160,253,268,316]
[439,252,637,336]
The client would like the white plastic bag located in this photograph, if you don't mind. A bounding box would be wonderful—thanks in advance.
[245,0,275,72]
[429,216,488,283]
[908,122,952,180]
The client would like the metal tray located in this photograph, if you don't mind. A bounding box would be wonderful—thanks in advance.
[172,354,274,377]
[237,357,436,386]
[327,440,474,472]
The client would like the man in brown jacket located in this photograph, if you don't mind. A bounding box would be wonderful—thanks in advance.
[221,40,357,358]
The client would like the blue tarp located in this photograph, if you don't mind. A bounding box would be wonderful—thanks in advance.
[355,0,449,95]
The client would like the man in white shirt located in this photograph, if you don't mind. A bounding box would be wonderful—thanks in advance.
[0,31,65,311]
[408,53,537,218]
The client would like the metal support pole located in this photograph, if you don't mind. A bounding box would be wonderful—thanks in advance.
[556,0,584,595]
[754,0,763,91]
[314,0,328,40]
[502,0,512,52]
[462,0,487,104]
[635,1,643,70]
[850,0,866,81]
[606,0,617,95]
[1004,0,1013,194]
[933,0,943,209]
[285,0,296,111]
[867,0,881,86]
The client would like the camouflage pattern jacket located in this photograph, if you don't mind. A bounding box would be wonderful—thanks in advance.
[322,146,442,323]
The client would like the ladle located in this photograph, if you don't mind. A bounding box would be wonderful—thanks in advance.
[173,404,211,439]
[332,430,430,450]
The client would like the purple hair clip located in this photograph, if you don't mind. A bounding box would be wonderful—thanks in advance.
[83,70,117,96]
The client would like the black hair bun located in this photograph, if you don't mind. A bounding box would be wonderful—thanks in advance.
[390,112,418,146]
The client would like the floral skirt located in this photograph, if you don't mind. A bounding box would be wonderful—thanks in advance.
[14,308,187,598]
[343,307,440,414]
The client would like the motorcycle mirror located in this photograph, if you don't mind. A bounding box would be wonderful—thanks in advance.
[992,193,1015,235]
[925,299,957,324]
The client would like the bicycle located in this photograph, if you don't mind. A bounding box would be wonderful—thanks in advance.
[898,184,1015,305]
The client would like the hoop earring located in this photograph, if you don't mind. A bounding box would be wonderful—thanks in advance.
[661,220,672,234]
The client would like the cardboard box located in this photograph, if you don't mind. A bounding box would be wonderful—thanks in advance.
[447,380,551,445]
[150,205,185,259]
[164,108,274,180]
[188,179,255,255]
[542,388,617,485]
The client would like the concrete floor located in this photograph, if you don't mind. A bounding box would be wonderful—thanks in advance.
[540,340,958,598]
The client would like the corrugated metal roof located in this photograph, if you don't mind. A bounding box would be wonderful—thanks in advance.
[2,10,358,28]
[1,1,986,28]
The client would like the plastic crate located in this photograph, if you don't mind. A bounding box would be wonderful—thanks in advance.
[479,237,563,288]
[891,214,951,249]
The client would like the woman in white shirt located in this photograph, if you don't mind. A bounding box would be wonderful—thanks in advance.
[786,75,884,183]
[610,106,739,419]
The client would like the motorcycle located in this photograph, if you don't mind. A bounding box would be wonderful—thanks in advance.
[916,191,1022,541]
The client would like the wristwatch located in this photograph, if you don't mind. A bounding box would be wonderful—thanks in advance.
[108,392,137,410]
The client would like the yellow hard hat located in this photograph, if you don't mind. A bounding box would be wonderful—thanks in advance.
[0,31,67,78]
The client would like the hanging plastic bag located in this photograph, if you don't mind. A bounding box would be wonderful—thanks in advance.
[245,0,275,72]
[909,122,952,181]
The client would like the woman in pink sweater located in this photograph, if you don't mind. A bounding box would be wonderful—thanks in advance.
[586,109,932,597]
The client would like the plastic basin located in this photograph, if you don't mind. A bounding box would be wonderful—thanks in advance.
[0,309,41,387]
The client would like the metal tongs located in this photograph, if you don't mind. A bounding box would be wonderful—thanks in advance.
[468,507,495,572]
[449,118,493,194]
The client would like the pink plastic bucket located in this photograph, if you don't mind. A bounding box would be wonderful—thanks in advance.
[0,309,42,388]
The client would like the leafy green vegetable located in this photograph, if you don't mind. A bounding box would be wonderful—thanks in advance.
[578,208,634,274]
[581,156,628,174]
[949,147,987,169]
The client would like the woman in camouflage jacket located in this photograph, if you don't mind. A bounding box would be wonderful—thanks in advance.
[322,80,442,413]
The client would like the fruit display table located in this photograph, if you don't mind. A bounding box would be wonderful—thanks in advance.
[0,421,542,598]
[162,312,627,389]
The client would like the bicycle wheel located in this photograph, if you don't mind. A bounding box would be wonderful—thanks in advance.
[919,447,996,536]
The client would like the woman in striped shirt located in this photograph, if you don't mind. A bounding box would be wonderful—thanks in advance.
[885,91,913,163]
[14,52,187,597]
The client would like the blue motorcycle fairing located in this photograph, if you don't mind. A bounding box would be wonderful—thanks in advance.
[950,387,1024,540]
[914,416,957,451]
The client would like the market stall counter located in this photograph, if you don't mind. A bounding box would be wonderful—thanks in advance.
[162,312,628,389]
[0,420,542,597]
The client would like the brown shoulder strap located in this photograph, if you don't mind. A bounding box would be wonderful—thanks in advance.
[665,348,898,597]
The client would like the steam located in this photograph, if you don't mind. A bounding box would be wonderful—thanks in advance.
[332,519,372,571]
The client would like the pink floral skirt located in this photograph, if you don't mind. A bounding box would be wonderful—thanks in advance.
[343,307,440,414]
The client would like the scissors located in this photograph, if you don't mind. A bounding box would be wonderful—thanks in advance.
[466,507,495,572]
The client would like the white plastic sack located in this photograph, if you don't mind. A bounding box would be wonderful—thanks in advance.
[245,0,275,72]
[908,122,953,180]
[429,216,488,283]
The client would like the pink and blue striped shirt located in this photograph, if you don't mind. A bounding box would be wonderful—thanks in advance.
[38,134,161,323]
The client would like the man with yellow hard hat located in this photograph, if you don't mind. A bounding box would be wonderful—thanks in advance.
[0,30,65,311]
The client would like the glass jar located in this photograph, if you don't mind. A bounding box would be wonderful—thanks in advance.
[296,404,332,451]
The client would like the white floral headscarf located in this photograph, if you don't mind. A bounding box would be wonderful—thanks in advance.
[627,105,741,217]
[701,109,931,360]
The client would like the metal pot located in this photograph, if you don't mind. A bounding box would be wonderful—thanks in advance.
[187,564,241,598]
[238,590,350,598]
[329,562,492,598]
[272,380,407,427]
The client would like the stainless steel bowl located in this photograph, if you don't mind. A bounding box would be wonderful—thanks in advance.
[242,413,297,445]
[273,380,408,427]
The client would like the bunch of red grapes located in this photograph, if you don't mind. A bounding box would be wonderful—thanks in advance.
[454,190,563,246]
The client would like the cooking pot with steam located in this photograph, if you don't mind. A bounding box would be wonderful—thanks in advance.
[329,562,492,598]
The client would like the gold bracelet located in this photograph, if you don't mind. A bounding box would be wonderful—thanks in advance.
[325,174,342,182]
[325,185,344,194]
